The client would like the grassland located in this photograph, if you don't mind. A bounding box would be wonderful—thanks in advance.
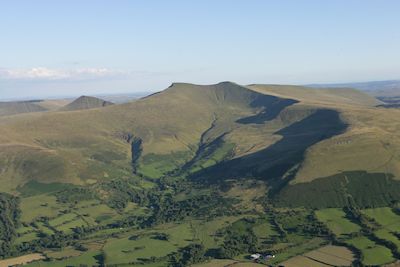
[103,223,193,265]
[15,232,39,244]
[315,208,360,237]
[0,253,45,266]
[193,259,237,267]
[4,82,400,266]
[375,229,400,249]
[44,247,82,260]
[0,101,47,117]
[196,262,265,267]
[20,194,62,222]
[0,81,385,192]
[314,207,400,266]
[346,236,394,265]
[280,245,355,267]
[11,206,400,266]
[61,95,113,111]
[25,215,252,266]
[363,207,400,231]
[191,216,247,248]
[303,245,354,266]
[26,251,101,267]
[268,237,326,264]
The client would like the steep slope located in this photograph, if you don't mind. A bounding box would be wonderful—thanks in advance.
[0,101,47,117]
[1,81,398,207]
[0,82,301,191]
[61,95,114,111]
[239,84,400,184]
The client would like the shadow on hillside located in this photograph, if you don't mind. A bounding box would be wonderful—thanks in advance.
[237,98,298,124]
[190,109,347,191]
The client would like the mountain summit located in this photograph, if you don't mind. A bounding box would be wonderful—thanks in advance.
[61,95,113,111]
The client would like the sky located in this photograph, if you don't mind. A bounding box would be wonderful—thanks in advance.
[1,0,400,100]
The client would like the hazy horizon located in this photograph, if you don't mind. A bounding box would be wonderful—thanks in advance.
[1,0,400,99]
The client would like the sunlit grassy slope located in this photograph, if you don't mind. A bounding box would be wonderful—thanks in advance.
[0,81,396,194]
[0,82,297,190]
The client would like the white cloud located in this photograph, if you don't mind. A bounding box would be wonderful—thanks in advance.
[0,67,124,81]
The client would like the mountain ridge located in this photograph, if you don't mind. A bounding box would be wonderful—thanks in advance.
[0,81,386,194]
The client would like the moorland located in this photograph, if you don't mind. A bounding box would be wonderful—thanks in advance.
[1,82,400,266]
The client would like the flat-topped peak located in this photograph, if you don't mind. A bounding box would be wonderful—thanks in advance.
[169,81,238,88]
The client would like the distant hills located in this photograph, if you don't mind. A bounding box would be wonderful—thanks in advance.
[0,100,47,117]
[0,96,114,117]
[308,79,400,97]
[61,95,114,111]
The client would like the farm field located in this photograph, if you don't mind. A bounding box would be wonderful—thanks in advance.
[44,247,82,260]
[194,260,265,267]
[375,229,400,248]
[0,253,45,266]
[14,232,39,245]
[315,208,361,237]
[103,223,194,265]
[346,236,395,266]
[268,237,326,264]
[281,245,354,266]
[193,259,237,267]
[9,198,400,266]
[19,194,63,222]
[48,213,77,227]
[26,251,101,267]
[363,207,400,231]
[280,256,331,267]
[35,222,54,235]
[191,216,245,248]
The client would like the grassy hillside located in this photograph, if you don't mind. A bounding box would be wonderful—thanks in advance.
[0,82,398,192]
[0,101,47,117]
[0,82,304,190]
[2,82,400,265]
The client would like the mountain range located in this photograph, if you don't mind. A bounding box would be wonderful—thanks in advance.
[1,82,400,266]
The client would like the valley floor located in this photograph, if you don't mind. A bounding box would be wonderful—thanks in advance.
[6,199,400,266]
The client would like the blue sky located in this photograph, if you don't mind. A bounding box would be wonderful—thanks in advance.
[1,0,400,99]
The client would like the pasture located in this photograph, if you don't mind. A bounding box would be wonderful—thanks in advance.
[346,236,394,266]
[281,245,354,266]
[103,223,193,265]
[363,207,400,231]
[315,208,361,237]
[20,194,62,222]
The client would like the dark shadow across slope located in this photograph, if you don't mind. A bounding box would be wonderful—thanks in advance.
[237,98,298,124]
[190,109,347,188]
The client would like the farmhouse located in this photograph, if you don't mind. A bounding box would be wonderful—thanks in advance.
[250,253,261,260]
